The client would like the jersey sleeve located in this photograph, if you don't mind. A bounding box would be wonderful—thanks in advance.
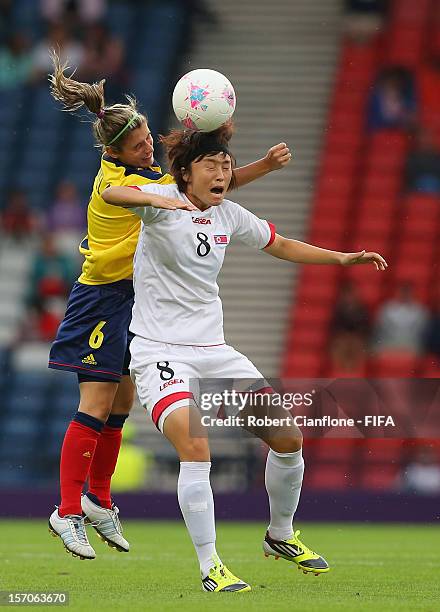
[227,202,276,249]
[130,183,168,225]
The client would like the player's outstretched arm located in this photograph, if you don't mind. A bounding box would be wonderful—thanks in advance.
[264,234,388,271]
[231,143,292,190]
[102,186,197,211]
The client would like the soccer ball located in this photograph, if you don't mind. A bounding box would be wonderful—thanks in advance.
[172,68,236,132]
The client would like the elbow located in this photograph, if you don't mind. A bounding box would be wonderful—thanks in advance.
[101,186,113,203]
[101,186,125,207]
[276,236,290,258]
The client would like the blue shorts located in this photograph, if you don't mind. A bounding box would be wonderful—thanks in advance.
[48,280,134,382]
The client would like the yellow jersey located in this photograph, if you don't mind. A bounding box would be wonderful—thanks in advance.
[78,154,175,285]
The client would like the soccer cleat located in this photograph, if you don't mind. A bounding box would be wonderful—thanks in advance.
[263,529,329,575]
[81,493,129,552]
[202,555,251,593]
[48,508,96,560]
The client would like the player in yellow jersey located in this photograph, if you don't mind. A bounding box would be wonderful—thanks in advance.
[46,52,292,559]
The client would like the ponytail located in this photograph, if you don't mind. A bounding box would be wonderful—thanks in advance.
[48,50,146,151]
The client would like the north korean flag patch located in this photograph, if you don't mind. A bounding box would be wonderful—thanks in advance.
[214,235,229,245]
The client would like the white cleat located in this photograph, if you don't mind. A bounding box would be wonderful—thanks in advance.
[48,508,96,560]
[81,494,130,552]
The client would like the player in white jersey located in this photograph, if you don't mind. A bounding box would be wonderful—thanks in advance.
[103,123,388,593]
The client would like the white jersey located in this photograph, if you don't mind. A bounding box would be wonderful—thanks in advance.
[130,183,275,346]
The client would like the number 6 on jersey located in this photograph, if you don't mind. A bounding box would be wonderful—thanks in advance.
[89,320,106,349]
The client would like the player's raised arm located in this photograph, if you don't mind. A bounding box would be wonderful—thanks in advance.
[264,234,388,271]
[231,142,292,190]
[102,185,197,211]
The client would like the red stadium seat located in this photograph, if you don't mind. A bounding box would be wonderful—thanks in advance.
[385,39,424,68]
[385,23,425,46]
[348,280,383,310]
[356,205,394,226]
[339,41,377,79]
[361,439,405,461]
[418,66,440,126]
[325,361,368,378]
[293,300,331,318]
[419,355,440,378]
[368,351,418,377]
[313,439,357,461]
[324,129,363,153]
[308,232,348,252]
[290,326,327,351]
[282,352,322,379]
[319,153,359,178]
[359,465,400,490]
[330,89,365,114]
[403,208,439,227]
[387,281,430,306]
[354,215,393,238]
[328,110,364,133]
[400,225,438,244]
[291,318,329,349]
[313,196,352,217]
[396,240,435,262]
[403,193,440,212]
[306,465,350,490]
[282,5,437,388]
[346,237,390,258]
[362,169,402,196]
[356,196,396,218]
[309,215,348,240]
[368,131,409,155]
[393,261,432,285]
[299,266,339,284]
[366,151,406,171]
[316,174,354,201]
[296,278,338,305]
[389,0,431,25]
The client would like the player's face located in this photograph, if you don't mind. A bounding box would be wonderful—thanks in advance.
[107,122,154,168]
[184,153,232,210]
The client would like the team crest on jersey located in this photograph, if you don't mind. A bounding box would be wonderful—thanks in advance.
[214,235,229,245]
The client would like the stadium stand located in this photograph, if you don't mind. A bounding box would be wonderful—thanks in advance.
[284,0,440,381]
[0,0,199,487]
[284,0,440,490]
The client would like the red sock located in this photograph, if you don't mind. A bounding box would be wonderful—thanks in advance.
[88,424,123,509]
[59,420,102,517]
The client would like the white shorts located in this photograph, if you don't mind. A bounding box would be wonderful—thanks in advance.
[129,336,270,432]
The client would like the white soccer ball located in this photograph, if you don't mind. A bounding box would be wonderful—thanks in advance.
[172,68,236,132]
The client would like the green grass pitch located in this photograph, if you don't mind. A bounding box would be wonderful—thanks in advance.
[0,521,439,611]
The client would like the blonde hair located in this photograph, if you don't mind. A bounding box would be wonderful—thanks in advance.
[48,50,146,151]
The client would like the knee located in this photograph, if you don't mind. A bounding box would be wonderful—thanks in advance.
[111,389,135,415]
[178,437,210,462]
[111,397,134,415]
[270,433,303,454]
[78,404,111,423]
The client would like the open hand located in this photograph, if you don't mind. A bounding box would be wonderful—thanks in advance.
[264,142,292,170]
[341,250,388,271]
[149,194,198,211]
